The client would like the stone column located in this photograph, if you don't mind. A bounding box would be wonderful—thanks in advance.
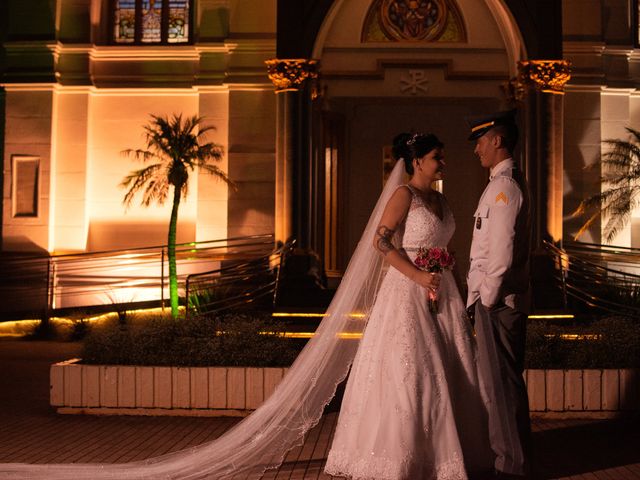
[266,58,318,246]
[517,60,571,249]
[517,60,571,310]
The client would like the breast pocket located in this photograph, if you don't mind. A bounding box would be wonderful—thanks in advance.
[473,204,489,231]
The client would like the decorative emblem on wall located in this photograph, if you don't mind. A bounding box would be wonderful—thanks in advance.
[400,70,429,95]
[362,0,466,43]
[380,0,447,41]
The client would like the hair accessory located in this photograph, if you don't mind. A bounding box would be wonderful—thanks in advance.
[406,133,421,145]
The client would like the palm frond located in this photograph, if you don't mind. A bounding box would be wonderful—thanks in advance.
[120,163,165,207]
[601,172,631,187]
[121,148,157,163]
[583,185,628,214]
[603,139,640,160]
[603,208,631,243]
[574,128,640,241]
[140,177,170,207]
[195,143,224,162]
[120,113,230,207]
[199,163,237,191]
[625,126,640,144]
[143,127,174,160]
[195,123,216,142]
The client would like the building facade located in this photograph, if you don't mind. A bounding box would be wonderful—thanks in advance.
[0,0,638,278]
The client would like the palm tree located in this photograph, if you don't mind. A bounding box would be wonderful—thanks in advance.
[574,127,640,243]
[121,113,234,318]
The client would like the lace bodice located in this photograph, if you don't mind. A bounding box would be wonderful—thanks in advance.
[400,185,455,254]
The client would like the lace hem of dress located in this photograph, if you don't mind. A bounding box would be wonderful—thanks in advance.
[324,449,467,480]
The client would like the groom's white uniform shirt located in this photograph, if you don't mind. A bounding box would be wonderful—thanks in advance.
[467,158,527,309]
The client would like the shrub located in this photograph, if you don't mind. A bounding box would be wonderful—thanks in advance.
[81,311,303,367]
[525,316,640,369]
[21,316,91,342]
[79,314,640,369]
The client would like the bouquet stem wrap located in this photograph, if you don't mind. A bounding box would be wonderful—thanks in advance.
[413,247,455,314]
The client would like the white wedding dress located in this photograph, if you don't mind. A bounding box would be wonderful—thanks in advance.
[325,186,492,480]
[0,161,490,480]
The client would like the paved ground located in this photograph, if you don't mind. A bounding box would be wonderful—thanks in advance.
[0,338,639,479]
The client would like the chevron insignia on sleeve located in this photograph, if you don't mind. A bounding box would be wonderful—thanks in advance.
[495,192,508,204]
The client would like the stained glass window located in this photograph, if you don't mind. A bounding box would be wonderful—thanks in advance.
[168,0,189,43]
[113,0,190,44]
[114,0,136,43]
[141,0,162,43]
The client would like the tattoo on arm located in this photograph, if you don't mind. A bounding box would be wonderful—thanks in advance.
[375,225,395,255]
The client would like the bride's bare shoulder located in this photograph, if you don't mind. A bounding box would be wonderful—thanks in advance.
[380,186,412,217]
[391,185,413,203]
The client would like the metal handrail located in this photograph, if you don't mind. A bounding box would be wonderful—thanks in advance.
[564,240,640,255]
[546,241,640,281]
[544,240,640,316]
[184,240,295,318]
[0,234,278,319]
[1,234,275,261]
[188,281,278,312]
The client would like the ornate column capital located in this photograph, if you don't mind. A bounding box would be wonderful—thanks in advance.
[517,60,571,93]
[265,58,318,92]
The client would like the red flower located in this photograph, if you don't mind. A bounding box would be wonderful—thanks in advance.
[413,247,455,273]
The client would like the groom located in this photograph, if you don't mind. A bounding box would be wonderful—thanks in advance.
[466,110,531,480]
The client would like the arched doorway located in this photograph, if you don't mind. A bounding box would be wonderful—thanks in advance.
[312,0,527,279]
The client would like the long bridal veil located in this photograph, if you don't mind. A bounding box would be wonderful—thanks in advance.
[0,160,407,480]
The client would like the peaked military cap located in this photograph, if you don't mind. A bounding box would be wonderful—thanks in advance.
[466,109,517,141]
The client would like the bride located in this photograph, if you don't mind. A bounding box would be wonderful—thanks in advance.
[0,134,490,480]
[324,133,491,480]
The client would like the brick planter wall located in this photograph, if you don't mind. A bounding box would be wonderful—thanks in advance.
[50,359,288,416]
[51,361,640,416]
[525,369,640,415]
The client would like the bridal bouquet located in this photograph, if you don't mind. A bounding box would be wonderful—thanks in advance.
[413,246,455,314]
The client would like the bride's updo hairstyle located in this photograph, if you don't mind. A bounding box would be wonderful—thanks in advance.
[392,132,444,175]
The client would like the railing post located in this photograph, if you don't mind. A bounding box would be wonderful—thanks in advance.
[184,276,190,320]
[560,251,569,310]
[161,248,165,311]
[50,261,56,312]
[43,257,52,328]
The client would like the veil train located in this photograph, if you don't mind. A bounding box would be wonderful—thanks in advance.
[0,160,407,480]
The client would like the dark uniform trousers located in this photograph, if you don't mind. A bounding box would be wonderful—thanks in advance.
[474,301,531,477]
